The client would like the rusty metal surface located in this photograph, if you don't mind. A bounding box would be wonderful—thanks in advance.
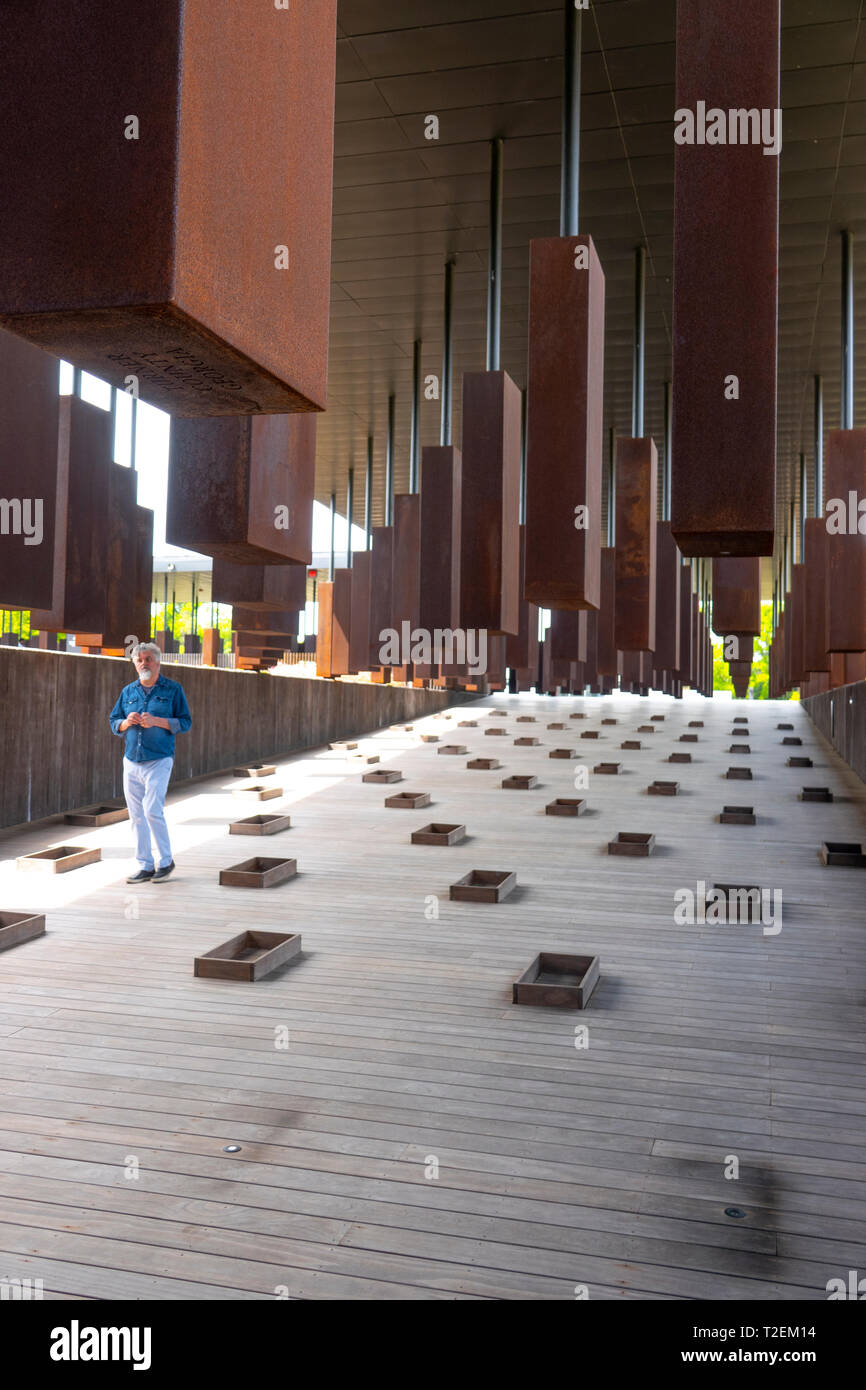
[506,526,540,672]
[671,0,779,556]
[677,565,693,685]
[315,572,351,678]
[419,446,462,632]
[459,370,521,635]
[132,506,154,645]
[101,463,139,648]
[368,526,394,669]
[596,547,620,676]
[0,2,336,415]
[614,437,658,653]
[167,414,315,564]
[654,521,681,673]
[549,609,587,665]
[30,396,112,633]
[348,551,372,675]
[711,557,761,637]
[825,430,866,652]
[789,565,807,687]
[232,607,299,637]
[212,557,306,612]
[525,235,604,609]
[392,494,421,636]
[0,330,60,609]
[803,518,830,674]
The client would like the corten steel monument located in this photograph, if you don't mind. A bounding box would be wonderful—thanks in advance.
[671,0,780,555]
[0,1,337,415]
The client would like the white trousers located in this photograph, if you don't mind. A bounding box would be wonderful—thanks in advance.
[123,756,174,871]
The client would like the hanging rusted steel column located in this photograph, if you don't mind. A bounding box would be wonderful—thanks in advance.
[653,380,680,678]
[368,524,394,671]
[349,549,371,674]
[0,331,61,610]
[671,0,780,555]
[441,261,455,448]
[316,572,351,679]
[460,140,520,636]
[711,557,761,639]
[410,341,421,493]
[804,378,830,675]
[328,492,336,582]
[392,494,421,637]
[419,446,462,635]
[30,396,113,633]
[525,5,602,611]
[345,467,354,570]
[615,438,658,653]
[487,140,504,373]
[364,437,373,550]
[167,414,315,564]
[633,247,646,439]
[212,558,305,612]
[826,231,866,652]
[507,405,540,678]
[385,395,395,526]
[0,3,337,416]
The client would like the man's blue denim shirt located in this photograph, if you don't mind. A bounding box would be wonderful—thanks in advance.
[109,674,192,763]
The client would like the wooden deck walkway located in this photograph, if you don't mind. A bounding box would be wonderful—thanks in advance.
[0,691,864,1300]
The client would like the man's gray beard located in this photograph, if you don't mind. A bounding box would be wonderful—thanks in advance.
[139,669,156,683]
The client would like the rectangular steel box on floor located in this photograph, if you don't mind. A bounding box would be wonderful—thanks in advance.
[525,236,604,609]
[168,415,315,564]
[0,2,336,416]
[513,952,599,1009]
[194,930,301,982]
[460,370,521,635]
[64,804,128,827]
[219,856,297,889]
[17,845,101,874]
[671,0,779,555]
[0,330,60,610]
[229,814,291,836]
[0,910,46,953]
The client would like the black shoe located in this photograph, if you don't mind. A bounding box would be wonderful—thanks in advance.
[152,861,176,882]
[126,869,154,883]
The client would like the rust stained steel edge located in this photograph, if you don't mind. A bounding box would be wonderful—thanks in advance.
[614,437,658,654]
[459,370,521,636]
[525,236,604,610]
[671,0,780,555]
[419,446,463,638]
[0,1,338,416]
[166,414,316,565]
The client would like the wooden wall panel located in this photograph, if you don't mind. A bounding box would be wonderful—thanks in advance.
[525,235,604,610]
[671,0,779,554]
[460,370,521,635]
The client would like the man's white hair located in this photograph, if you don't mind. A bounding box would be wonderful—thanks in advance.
[131,641,162,662]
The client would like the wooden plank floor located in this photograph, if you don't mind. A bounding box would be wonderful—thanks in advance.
[0,691,864,1300]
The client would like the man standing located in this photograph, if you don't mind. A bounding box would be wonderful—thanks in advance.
[109,642,192,883]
